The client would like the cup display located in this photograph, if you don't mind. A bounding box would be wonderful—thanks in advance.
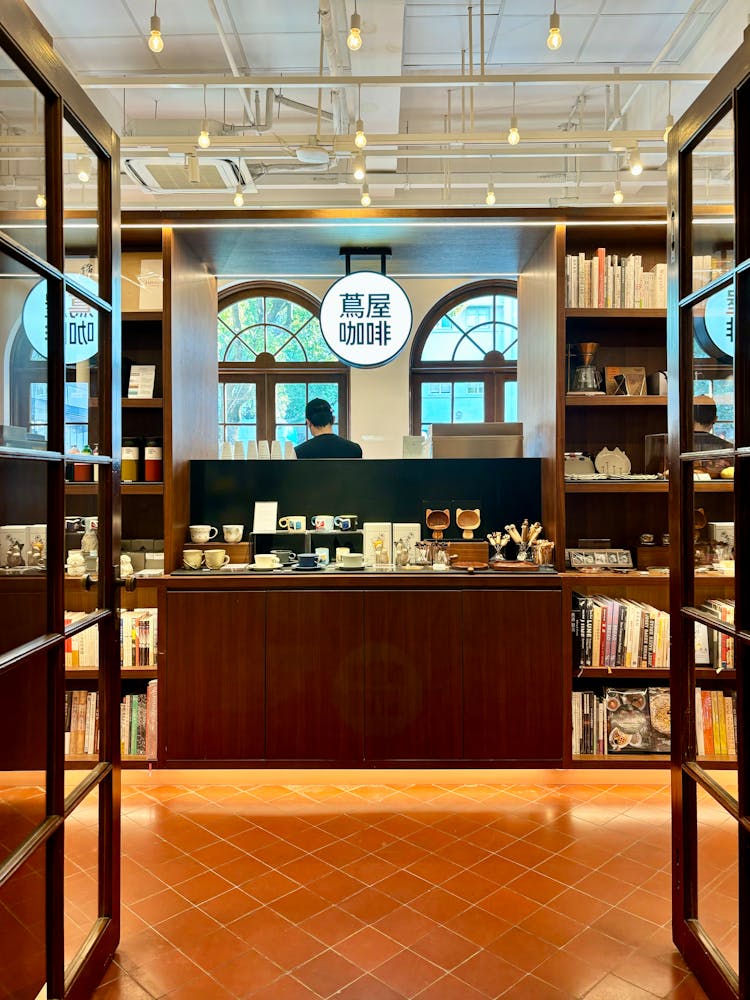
[254,553,280,569]
[296,552,320,568]
[312,514,334,531]
[335,546,351,564]
[279,516,306,532]
[190,524,217,543]
[205,549,230,569]
[340,552,364,569]
[222,524,244,542]
[182,549,203,569]
[270,548,297,565]
[315,546,330,566]
[334,514,358,531]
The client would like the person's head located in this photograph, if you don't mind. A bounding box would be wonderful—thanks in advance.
[305,397,335,433]
[694,395,717,430]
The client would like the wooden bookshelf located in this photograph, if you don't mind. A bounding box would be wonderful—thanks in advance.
[565,394,668,407]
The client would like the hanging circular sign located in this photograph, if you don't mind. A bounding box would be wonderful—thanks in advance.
[319,270,412,368]
[22,275,99,364]
[693,283,734,363]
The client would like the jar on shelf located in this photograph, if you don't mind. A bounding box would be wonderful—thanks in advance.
[144,438,163,482]
[73,443,94,482]
[122,438,140,482]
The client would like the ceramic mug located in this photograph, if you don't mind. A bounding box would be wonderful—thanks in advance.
[315,546,330,566]
[254,553,280,569]
[312,514,334,532]
[222,524,244,542]
[279,516,306,532]
[205,549,230,569]
[270,548,297,566]
[190,524,217,543]
[334,514,358,531]
[182,549,203,569]
[340,552,364,569]
[296,552,320,569]
[335,546,351,564]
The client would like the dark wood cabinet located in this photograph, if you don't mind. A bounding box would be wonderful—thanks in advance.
[164,591,265,762]
[462,590,564,762]
[266,590,364,761]
[364,591,462,761]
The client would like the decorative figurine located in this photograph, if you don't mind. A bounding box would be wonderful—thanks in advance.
[425,508,450,540]
[394,538,409,568]
[5,537,24,568]
[456,508,481,539]
[27,537,45,569]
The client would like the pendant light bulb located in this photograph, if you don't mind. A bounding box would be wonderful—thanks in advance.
[507,116,520,145]
[76,156,91,183]
[485,182,496,206]
[35,191,46,209]
[198,124,211,149]
[352,152,366,181]
[612,186,624,206]
[233,184,245,208]
[628,150,643,176]
[347,11,362,51]
[360,182,371,207]
[663,113,674,143]
[354,119,367,149]
[547,10,562,50]
[148,8,164,53]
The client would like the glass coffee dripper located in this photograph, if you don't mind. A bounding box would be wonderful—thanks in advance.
[571,342,603,392]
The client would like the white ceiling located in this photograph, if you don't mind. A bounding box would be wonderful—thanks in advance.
[11,0,746,212]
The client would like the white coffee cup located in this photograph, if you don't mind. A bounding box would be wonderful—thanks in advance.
[205,549,230,570]
[312,514,334,532]
[223,524,244,542]
[315,546,330,566]
[336,547,351,564]
[254,553,280,569]
[340,552,364,569]
[183,549,203,569]
[279,516,306,532]
[190,524,217,543]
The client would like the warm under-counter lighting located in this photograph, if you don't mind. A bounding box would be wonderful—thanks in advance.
[147,1,164,52]
[547,1,562,50]
[360,183,371,207]
[347,3,363,51]
[35,192,46,209]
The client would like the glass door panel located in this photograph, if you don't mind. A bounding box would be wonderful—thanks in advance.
[65,481,104,614]
[63,120,99,295]
[0,842,46,1000]
[275,379,340,446]
[691,282,735,456]
[64,784,100,967]
[219,381,257,447]
[696,786,739,975]
[690,107,734,292]
[420,379,486,434]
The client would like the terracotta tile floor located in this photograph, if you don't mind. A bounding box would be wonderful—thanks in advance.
[89,780,724,999]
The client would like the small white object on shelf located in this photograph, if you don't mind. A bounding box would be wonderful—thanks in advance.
[233,440,245,460]
[220,441,233,460]
[594,446,631,476]
[284,441,296,460]
[258,440,271,460]
[246,440,258,460]
[270,440,282,460]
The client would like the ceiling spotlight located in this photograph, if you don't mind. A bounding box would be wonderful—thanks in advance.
[354,119,367,149]
[35,191,46,209]
[485,182,496,206]
[628,149,643,176]
[187,151,200,184]
[76,156,92,183]
[547,0,562,50]
[352,152,366,181]
[360,183,371,207]
[347,3,363,51]
[147,1,164,53]
[507,83,520,145]
[233,184,245,208]
[198,85,210,148]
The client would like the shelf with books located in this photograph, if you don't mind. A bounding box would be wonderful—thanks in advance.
[65,669,156,681]
[565,394,667,407]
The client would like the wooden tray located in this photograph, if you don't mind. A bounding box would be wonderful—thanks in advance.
[447,541,489,562]
[489,560,538,571]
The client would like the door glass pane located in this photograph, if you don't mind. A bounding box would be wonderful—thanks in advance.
[63,296,104,455]
[219,382,256,446]
[691,460,734,604]
[0,655,47,862]
[696,786,738,975]
[420,380,485,433]
[504,380,518,421]
[0,841,46,999]
[0,459,48,654]
[276,382,339,444]
[63,119,99,296]
[65,480,103,613]
[0,51,47,261]
[1,253,50,451]
[693,676,736,767]
[691,284,734,455]
[691,107,734,292]
[64,783,100,967]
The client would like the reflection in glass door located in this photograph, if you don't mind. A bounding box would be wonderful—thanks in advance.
[0,9,120,1000]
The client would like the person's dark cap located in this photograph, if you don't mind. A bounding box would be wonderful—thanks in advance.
[305,398,334,427]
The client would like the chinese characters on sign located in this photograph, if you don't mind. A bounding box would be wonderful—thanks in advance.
[320,271,412,367]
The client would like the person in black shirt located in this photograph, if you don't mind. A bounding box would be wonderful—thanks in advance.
[694,395,731,450]
[294,398,362,459]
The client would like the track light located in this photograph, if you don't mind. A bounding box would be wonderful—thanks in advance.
[347,4,362,51]
[628,148,643,176]
[233,184,244,208]
[198,85,210,148]
[485,182,496,206]
[547,0,562,50]
[147,1,164,52]
[35,192,46,209]
[76,156,92,183]
[187,152,200,184]
[352,152,366,181]
[507,83,520,145]
[360,182,371,207]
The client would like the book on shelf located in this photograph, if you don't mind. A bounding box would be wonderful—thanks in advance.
[695,688,736,757]
[572,593,669,670]
[120,608,158,668]
[572,687,670,756]
[120,680,158,758]
[565,250,667,309]
[65,612,99,669]
[692,253,732,291]
[702,599,735,671]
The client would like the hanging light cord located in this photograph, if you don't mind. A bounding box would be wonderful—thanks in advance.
[153,0,158,16]
[512,82,516,118]
[203,84,208,122]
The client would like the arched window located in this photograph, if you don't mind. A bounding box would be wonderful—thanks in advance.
[217,281,350,446]
[410,281,518,434]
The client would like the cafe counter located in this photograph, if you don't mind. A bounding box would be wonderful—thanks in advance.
[157,568,564,769]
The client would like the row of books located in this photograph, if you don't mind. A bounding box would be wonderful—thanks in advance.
[65,681,157,759]
[692,253,732,291]
[572,593,670,670]
[65,612,99,668]
[572,687,671,756]
[695,687,736,757]
[695,600,735,671]
[565,250,667,309]
[121,608,158,667]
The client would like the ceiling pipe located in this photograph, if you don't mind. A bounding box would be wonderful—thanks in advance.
[206,0,255,126]
[276,94,333,121]
[253,88,276,132]
[318,3,351,136]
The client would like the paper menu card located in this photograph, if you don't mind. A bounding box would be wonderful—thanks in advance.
[127,364,156,399]
[363,522,392,567]
[252,501,279,534]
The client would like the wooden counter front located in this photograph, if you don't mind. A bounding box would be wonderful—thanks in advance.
[161,571,564,768]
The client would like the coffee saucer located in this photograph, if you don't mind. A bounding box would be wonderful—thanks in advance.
[337,565,365,572]
[249,564,280,571]
[292,564,324,572]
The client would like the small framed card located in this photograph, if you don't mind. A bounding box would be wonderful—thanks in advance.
[127,364,156,399]
[252,501,278,534]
